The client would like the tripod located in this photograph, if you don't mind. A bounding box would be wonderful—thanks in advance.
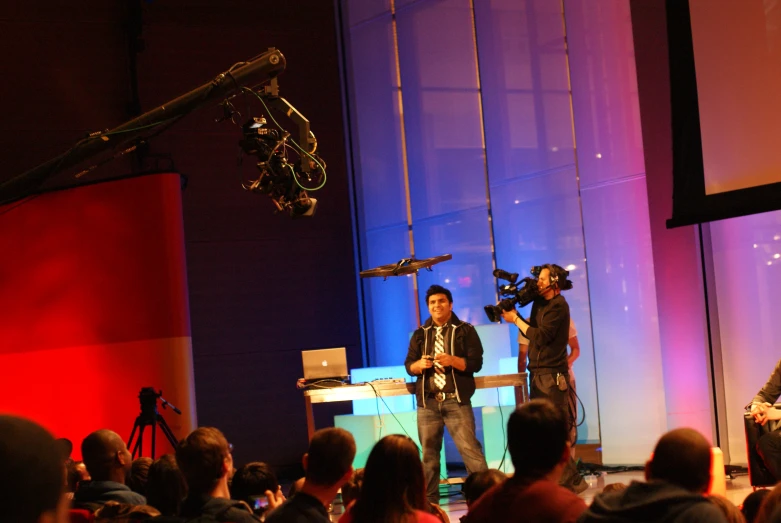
[127,387,182,459]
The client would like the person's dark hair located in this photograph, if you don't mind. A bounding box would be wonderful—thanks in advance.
[350,434,427,523]
[755,483,781,523]
[742,488,770,523]
[231,462,278,510]
[341,468,364,508]
[127,456,153,496]
[425,285,453,304]
[507,399,568,478]
[769,502,781,523]
[462,469,506,507]
[176,427,231,494]
[0,415,64,523]
[287,477,305,498]
[647,428,711,493]
[146,454,187,517]
[305,427,356,486]
[81,429,128,481]
[541,264,573,291]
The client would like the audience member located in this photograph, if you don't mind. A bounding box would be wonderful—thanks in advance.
[177,427,261,522]
[708,495,746,523]
[742,489,770,523]
[287,478,305,498]
[755,483,781,523]
[0,415,69,523]
[67,461,91,494]
[146,454,187,517]
[768,503,781,523]
[55,438,74,461]
[461,469,506,509]
[231,462,283,518]
[265,427,356,523]
[340,468,364,509]
[340,434,439,523]
[127,457,153,496]
[92,500,160,522]
[600,483,627,494]
[578,428,727,523]
[74,429,146,508]
[465,399,586,523]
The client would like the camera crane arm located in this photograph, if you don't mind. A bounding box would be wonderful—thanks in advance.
[0,48,287,206]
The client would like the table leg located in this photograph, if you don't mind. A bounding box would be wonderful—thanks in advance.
[305,396,315,440]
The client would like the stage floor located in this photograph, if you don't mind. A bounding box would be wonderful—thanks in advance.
[327,470,761,521]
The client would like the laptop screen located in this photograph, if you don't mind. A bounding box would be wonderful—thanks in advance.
[301,347,349,380]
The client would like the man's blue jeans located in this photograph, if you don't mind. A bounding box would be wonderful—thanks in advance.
[417,398,488,503]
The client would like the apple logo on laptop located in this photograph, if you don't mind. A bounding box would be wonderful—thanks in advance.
[322,360,328,367]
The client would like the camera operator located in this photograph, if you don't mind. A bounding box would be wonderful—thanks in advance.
[500,264,586,494]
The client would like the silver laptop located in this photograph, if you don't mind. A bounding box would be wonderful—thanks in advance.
[301,347,349,381]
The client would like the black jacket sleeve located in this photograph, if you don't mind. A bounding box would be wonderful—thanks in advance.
[460,324,484,374]
[754,358,781,405]
[404,329,423,376]
[525,298,569,347]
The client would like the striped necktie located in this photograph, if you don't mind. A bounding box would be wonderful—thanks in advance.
[434,326,446,390]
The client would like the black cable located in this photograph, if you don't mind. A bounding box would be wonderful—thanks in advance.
[366,382,449,483]
[496,388,509,471]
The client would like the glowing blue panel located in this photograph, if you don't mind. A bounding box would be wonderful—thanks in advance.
[351,365,414,415]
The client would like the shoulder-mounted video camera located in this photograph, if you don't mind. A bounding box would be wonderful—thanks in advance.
[483,265,573,323]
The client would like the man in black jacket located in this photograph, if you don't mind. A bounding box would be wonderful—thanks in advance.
[501,264,585,493]
[577,428,727,523]
[750,358,781,479]
[405,284,488,504]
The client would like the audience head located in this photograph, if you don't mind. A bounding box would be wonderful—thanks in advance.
[127,457,153,496]
[351,434,427,523]
[176,427,233,495]
[645,428,712,493]
[230,462,278,514]
[742,489,770,523]
[54,438,73,462]
[340,468,364,509]
[462,469,506,508]
[0,415,68,523]
[755,483,781,523]
[507,399,570,479]
[303,427,356,488]
[769,503,781,523]
[287,477,305,498]
[146,454,187,517]
[81,429,133,483]
[708,495,745,523]
[66,461,90,493]
[601,482,627,494]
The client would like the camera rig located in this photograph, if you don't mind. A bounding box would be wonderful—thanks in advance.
[484,265,573,322]
[0,48,326,218]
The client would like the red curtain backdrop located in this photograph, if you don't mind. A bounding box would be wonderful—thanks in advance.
[0,173,195,458]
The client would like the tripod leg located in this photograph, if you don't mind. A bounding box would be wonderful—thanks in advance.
[128,418,142,459]
[136,425,146,458]
[157,415,180,450]
[151,416,158,459]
